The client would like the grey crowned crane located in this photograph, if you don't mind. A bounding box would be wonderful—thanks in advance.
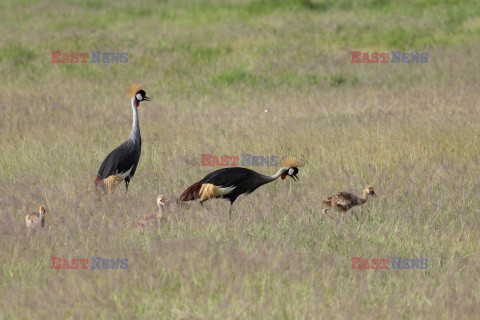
[180,157,303,218]
[322,186,376,221]
[26,205,46,234]
[95,84,150,193]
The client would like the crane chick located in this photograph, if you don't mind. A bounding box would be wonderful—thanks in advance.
[135,195,168,231]
[322,186,376,221]
[26,205,46,234]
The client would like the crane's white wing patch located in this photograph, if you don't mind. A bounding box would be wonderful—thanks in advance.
[217,186,236,195]
[118,166,133,180]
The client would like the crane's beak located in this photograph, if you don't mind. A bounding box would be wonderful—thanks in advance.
[144,96,151,101]
[291,174,299,182]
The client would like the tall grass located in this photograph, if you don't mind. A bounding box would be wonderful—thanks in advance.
[1,0,480,318]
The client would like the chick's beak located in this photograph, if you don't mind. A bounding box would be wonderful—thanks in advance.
[371,191,376,197]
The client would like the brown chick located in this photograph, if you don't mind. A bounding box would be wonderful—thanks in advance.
[26,205,46,234]
[135,195,168,231]
[322,186,376,221]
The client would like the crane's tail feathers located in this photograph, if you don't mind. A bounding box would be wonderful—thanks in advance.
[94,177,106,193]
[180,181,203,201]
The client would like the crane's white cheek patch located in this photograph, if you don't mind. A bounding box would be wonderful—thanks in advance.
[136,93,142,100]
[288,168,294,175]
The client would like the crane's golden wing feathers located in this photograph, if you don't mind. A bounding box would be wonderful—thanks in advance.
[104,175,123,193]
[126,82,143,98]
[280,156,305,168]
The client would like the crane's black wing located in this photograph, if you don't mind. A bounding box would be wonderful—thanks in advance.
[97,139,141,179]
[201,167,267,194]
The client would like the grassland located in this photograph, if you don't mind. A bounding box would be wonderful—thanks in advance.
[1,0,480,318]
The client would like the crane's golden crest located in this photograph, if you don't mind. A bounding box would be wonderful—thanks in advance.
[126,82,143,99]
[280,156,304,168]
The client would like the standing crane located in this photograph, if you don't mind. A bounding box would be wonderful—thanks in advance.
[95,84,150,193]
[180,157,302,218]
[322,186,376,221]
[25,205,46,234]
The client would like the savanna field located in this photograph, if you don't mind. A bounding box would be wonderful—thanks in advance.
[1,0,480,318]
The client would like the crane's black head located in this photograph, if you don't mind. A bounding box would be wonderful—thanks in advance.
[135,90,150,106]
[281,167,299,181]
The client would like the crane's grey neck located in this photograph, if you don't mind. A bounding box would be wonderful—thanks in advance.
[260,168,286,183]
[129,98,140,141]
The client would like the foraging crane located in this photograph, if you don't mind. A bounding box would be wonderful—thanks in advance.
[322,186,376,221]
[25,205,46,234]
[180,157,302,218]
[135,195,168,231]
[95,84,150,193]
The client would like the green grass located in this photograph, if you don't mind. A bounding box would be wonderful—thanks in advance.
[1,0,480,318]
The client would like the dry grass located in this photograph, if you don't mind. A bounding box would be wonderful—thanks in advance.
[1,0,480,318]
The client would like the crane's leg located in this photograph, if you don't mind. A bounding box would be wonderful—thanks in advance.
[342,210,347,222]
[228,202,234,220]
[353,211,359,221]
[200,201,208,211]
[322,208,335,221]
[124,179,129,192]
